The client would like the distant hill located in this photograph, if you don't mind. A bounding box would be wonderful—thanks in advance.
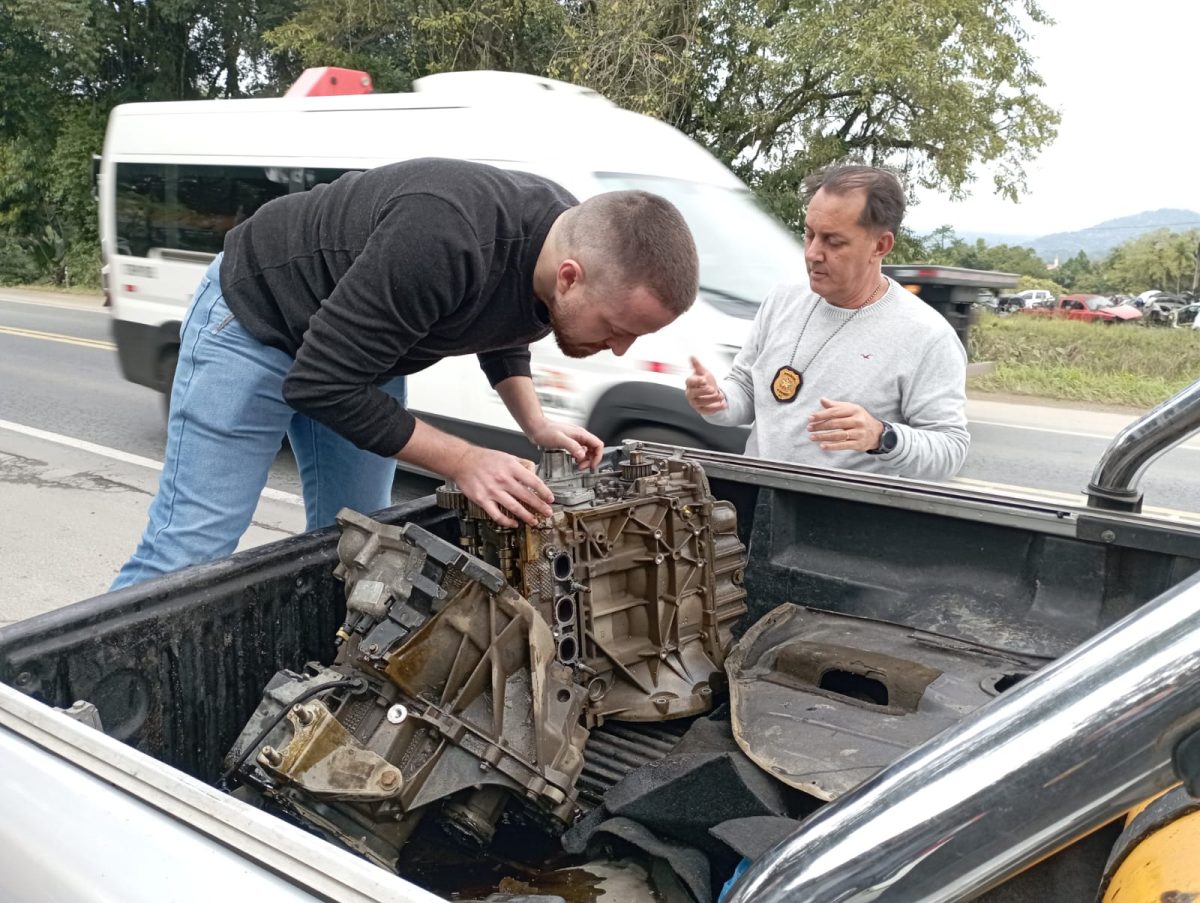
[956,230,1038,246]
[1029,209,1200,262]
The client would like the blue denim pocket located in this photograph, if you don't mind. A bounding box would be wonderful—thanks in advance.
[210,309,236,336]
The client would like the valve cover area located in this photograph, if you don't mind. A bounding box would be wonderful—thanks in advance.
[225,445,747,869]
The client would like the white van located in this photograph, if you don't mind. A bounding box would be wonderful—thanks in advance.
[99,70,808,454]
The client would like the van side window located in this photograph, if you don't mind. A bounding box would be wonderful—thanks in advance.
[114,163,164,258]
[114,163,291,258]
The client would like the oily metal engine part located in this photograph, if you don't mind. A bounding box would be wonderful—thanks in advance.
[226,516,589,869]
[224,445,746,867]
[437,444,748,723]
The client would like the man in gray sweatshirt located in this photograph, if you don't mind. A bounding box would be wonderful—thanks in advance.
[685,165,968,481]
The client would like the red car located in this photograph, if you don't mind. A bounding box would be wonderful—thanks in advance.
[1020,293,1142,324]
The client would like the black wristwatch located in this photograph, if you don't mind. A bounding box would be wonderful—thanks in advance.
[866,421,897,455]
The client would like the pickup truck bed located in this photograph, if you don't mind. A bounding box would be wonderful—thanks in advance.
[3,447,1199,900]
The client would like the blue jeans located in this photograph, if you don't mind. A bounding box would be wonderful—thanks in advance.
[111,255,404,589]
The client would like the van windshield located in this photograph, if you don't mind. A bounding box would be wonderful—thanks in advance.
[596,173,807,317]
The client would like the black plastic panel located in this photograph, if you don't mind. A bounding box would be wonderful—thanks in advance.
[738,487,1200,657]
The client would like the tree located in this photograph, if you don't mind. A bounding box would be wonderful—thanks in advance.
[925,225,959,258]
[1054,250,1095,291]
[266,0,1060,229]
[887,226,929,264]
[1015,274,1065,295]
[973,242,1051,278]
[0,0,299,284]
[264,0,567,92]
[0,0,1063,285]
[1104,229,1200,295]
[904,225,1054,277]
[549,0,700,126]
[674,0,1060,226]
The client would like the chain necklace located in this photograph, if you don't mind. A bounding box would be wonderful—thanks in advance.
[771,277,888,403]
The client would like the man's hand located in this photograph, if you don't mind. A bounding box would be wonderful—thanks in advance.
[526,419,604,470]
[685,356,727,415]
[808,398,885,452]
[447,446,555,528]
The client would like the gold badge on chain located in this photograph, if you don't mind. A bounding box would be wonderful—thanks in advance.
[771,366,802,403]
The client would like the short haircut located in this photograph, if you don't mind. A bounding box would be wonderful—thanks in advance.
[802,165,906,235]
[558,190,699,316]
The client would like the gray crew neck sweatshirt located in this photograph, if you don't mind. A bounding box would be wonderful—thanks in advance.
[703,278,969,480]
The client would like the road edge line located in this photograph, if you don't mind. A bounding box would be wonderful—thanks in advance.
[0,418,304,507]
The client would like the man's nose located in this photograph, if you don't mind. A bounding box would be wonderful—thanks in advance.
[805,241,822,262]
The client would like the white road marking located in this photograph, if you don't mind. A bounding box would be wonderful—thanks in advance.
[971,418,1200,450]
[951,476,1085,502]
[0,324,115,350]
[0,295,107,314]
[0,418,304,506]
[951,476,1200,523]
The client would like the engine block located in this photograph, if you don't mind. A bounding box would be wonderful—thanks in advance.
[438,446,747,722]
[225,444,746,868]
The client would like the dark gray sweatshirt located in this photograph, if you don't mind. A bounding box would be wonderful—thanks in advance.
[219,157,576,457]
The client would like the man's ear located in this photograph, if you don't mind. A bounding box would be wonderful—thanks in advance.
[556,258,583,295]
[875,230,895,259]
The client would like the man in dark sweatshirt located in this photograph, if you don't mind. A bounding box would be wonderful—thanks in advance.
[111,157,699,589]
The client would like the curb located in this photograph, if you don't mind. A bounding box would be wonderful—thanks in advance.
[0,287,106,309]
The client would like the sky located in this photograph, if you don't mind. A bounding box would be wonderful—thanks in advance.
[905,0,1200,238]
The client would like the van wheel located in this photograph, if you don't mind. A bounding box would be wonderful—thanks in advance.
[619,425,702,450]
[160,347,179,420]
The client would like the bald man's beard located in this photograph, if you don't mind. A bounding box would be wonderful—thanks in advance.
[548,301,606,359]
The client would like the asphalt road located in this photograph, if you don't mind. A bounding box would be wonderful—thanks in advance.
[961,404,1200,511]
[4,290,1200,623]
[0,294,442,499]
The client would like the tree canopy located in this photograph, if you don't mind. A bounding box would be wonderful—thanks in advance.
[0,0,1061,285]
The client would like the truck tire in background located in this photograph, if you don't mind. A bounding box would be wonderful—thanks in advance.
[586,382,749,455]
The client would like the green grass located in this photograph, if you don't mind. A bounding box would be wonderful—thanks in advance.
[968,314,1200,408]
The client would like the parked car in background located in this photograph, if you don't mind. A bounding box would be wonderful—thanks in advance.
[1019,294,1142,324]
[1142,293,1190,327]
[1136,289,1164,308]
[1016,289,1055,308]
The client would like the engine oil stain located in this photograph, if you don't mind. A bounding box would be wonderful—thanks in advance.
[398,828,616,901]
[495,870,606,901]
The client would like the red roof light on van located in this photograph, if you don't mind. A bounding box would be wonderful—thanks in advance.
[285,67,374,98]
[640,360,682,374]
